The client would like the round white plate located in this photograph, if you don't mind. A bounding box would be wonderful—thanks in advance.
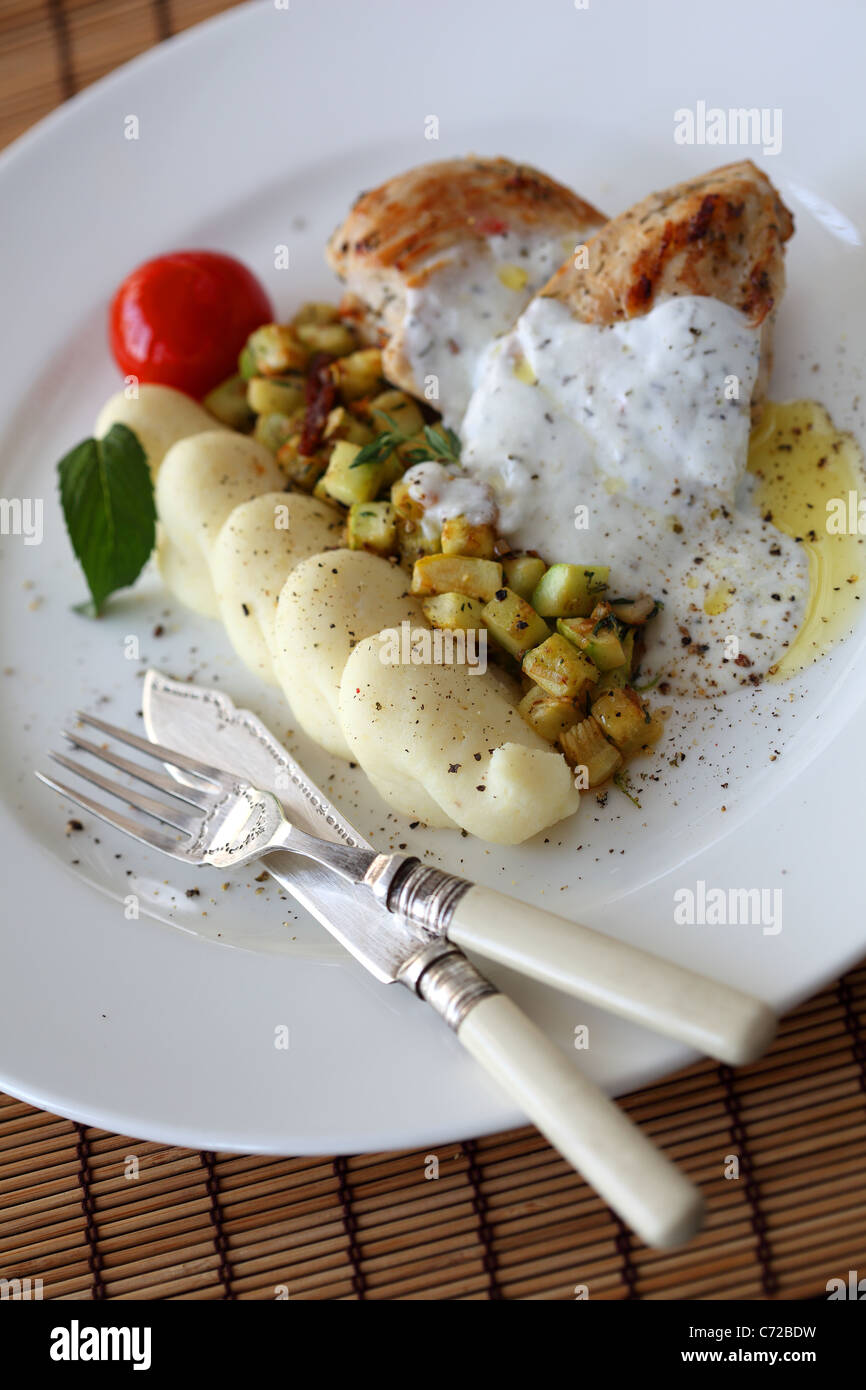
[1,0,865,1153]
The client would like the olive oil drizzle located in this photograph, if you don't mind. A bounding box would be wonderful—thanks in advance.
[747,400,866,678]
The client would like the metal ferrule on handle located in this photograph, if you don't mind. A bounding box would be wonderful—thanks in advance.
[367,856,776,1068]
[366,854,469,936]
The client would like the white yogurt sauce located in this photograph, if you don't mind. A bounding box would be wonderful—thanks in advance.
[459,294,809,695]
[403,230,576,426]
[403,461,497,543]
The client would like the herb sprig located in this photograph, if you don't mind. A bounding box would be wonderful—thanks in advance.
[350,411,461,468]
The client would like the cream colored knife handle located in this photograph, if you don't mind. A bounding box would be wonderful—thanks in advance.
[457,993,703,1249]
[447,885,776,1065]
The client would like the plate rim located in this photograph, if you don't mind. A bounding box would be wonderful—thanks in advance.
[1,0,865,1154]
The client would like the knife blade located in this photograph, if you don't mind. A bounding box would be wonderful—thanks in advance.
[141,668,430,982]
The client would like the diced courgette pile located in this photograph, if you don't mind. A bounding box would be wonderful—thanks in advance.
[204,302,663,792]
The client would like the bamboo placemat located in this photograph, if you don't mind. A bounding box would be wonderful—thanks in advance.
[0,0,243,152]
[2,0,866,1303]
[1,965,865,1300]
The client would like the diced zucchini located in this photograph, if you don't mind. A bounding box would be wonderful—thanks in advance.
[502,553,546,601]
[481,588,551,660]
[517,686,580,743]
[591,687,651,755]
[557,616,625,671]
[594,629,635,691]
[254,411,297,454]
[396,518,440,565]
[559,716,623,786]
[377,448,407,490]
[410,554,503,602]
[292,302,341,327]
[245,324,308,375]
[441,515,497,559]
[391,476,424,522]
[238,345,256,381]
[276,437,327,492]
[323,406,374,446]
[395,430,432,465]
[247,375,306,417]
[346,501,397,555]
[531,563,609,618]
[203,374,254,429]
[522,634,597,700]
[369,390,425,439]
[329,348,384,402]
[295,321,357,356]
[422,593,485,631]
[609,595,658,625]
[320,439,391,506]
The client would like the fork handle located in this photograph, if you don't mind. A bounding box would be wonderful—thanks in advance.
[416,956,702,1249]
[445,885,776,1066]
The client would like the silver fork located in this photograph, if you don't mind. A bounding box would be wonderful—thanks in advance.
[36,709,776,1249]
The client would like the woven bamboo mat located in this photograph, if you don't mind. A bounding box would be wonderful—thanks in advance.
[3,0,866,1303]
[1,965,865,1300]
[0,0,243,151]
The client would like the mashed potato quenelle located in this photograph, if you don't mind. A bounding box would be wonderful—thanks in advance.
[95,384,226,480]
[211,492,344,684]
[271,549,421,761]
[339,630,581,842]
[154,432,283,617]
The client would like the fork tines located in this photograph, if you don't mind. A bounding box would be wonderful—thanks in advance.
[35,710,234,859]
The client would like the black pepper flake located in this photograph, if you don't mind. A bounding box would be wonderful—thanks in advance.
[473,752,482,761]
[241,603,250,616]
[476,785,486,792]
[448,763,461,773]
[185,887,200,898]
[66,819,83,833]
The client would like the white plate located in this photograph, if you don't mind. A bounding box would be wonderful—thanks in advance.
[1,0,865,1153]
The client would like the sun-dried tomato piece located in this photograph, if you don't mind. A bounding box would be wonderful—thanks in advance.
[300,352,337,456]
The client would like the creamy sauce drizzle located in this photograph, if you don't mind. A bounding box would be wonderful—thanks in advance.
[403,230,575,426]
[403,461,497,542]
[459,294,811,696]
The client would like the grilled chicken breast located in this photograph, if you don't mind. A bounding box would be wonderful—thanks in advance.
[539,160,794,412]
[457,161,801,699]
[326,156,605,422]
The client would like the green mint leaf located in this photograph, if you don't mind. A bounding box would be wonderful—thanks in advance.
[57,424,156,615]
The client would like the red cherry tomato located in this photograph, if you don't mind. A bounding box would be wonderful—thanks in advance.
[109,250,274,399]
